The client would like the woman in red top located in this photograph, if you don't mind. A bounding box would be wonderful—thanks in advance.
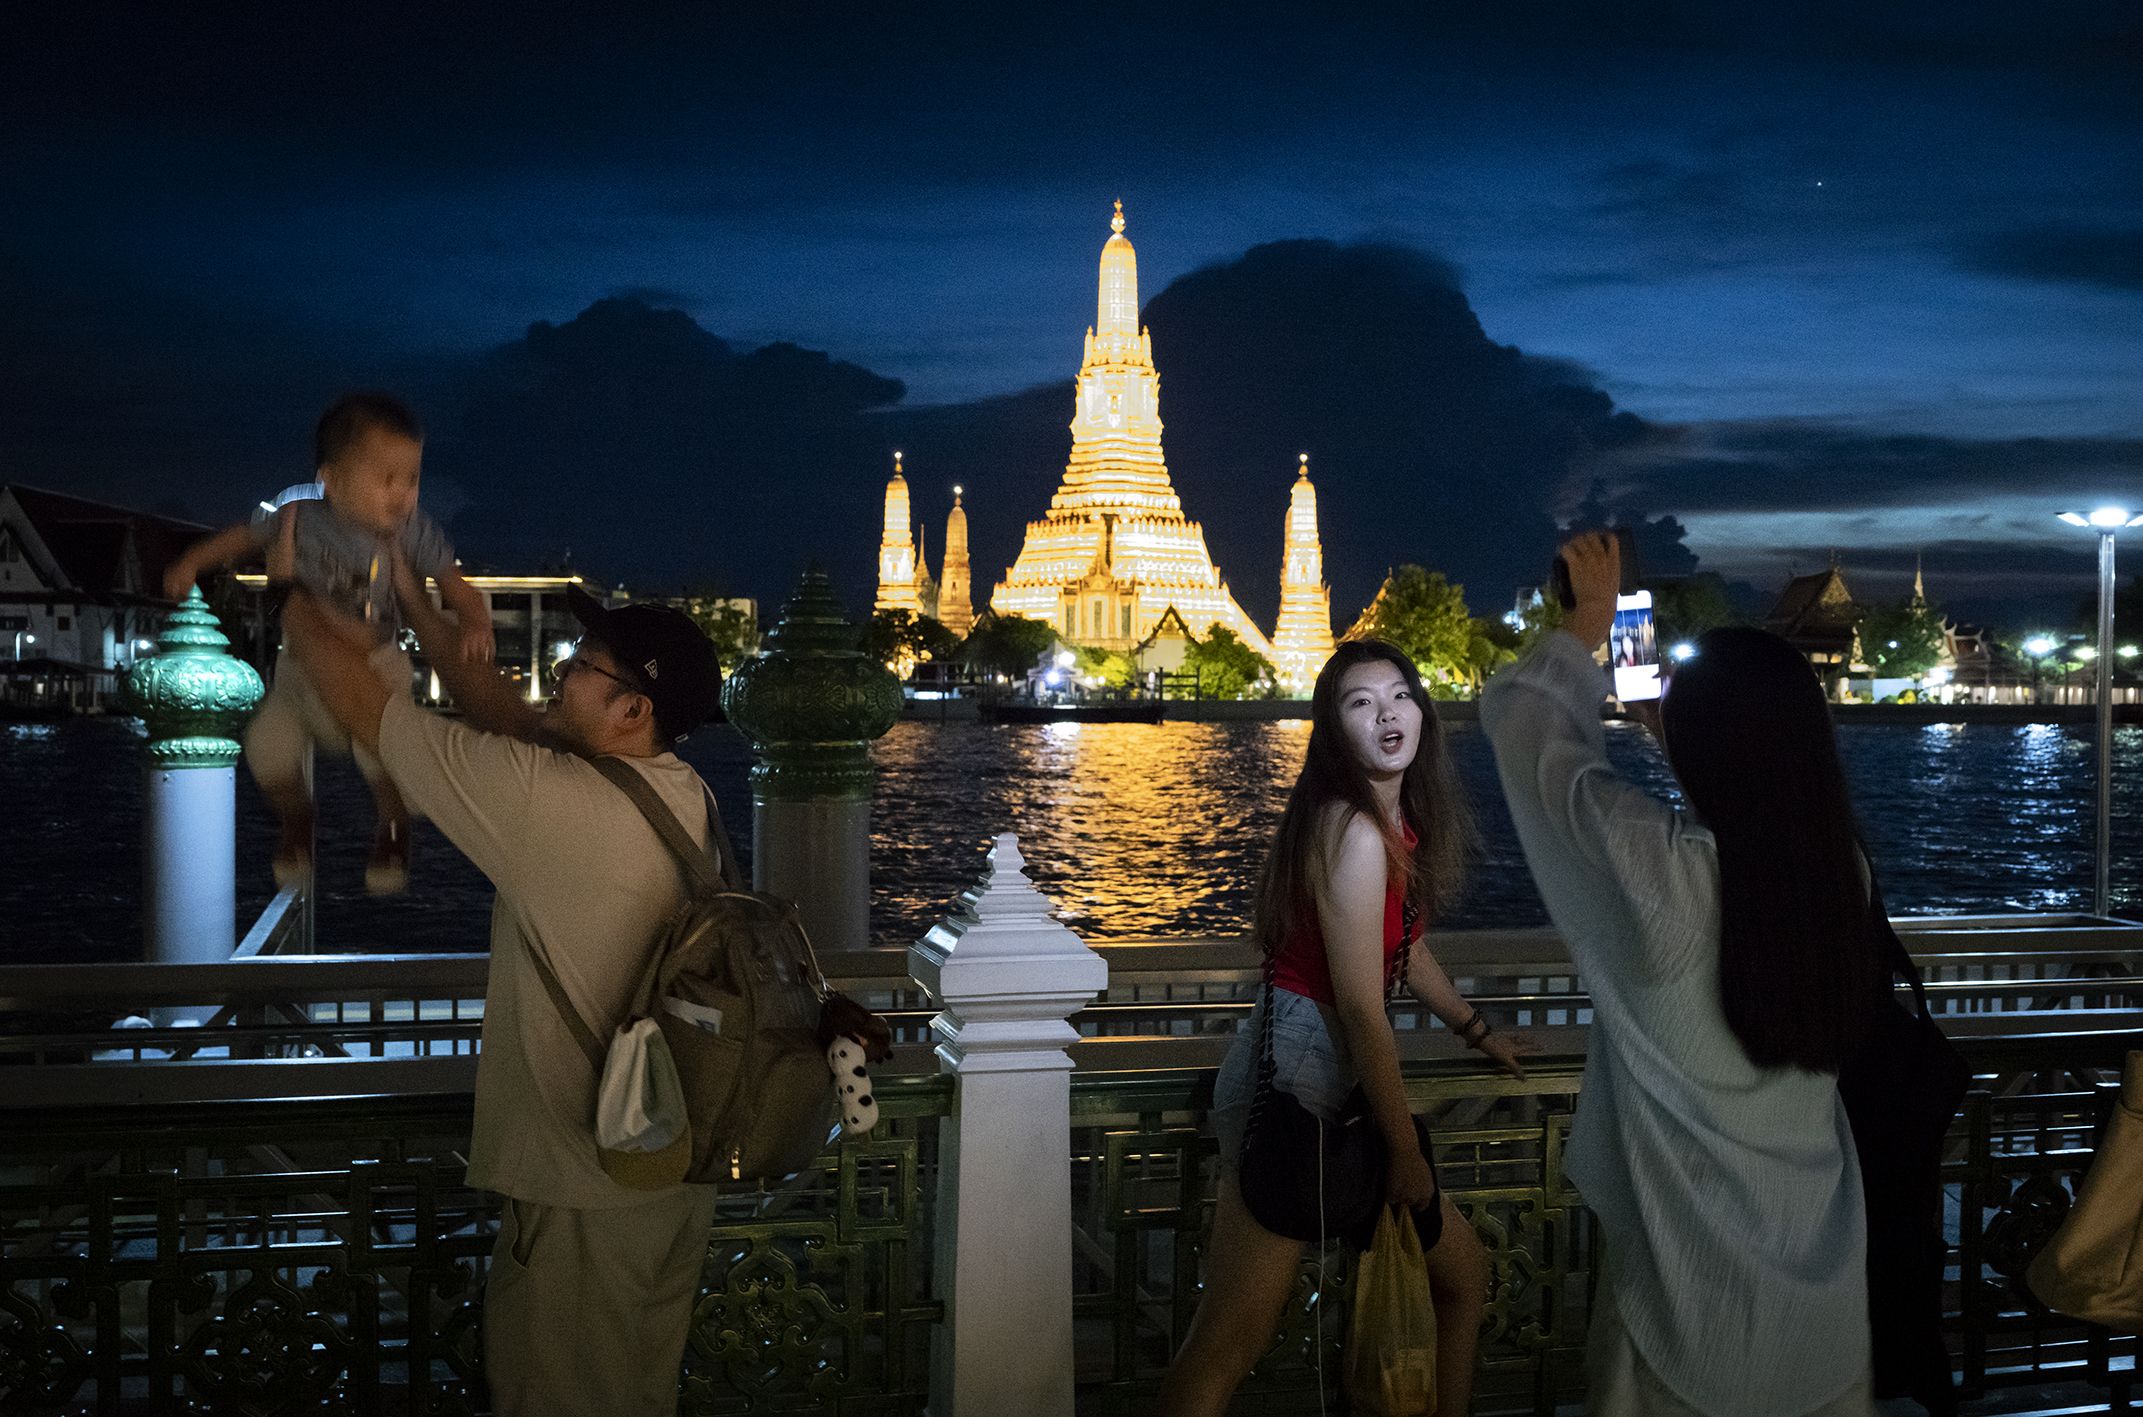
[1160,639,1536,1417]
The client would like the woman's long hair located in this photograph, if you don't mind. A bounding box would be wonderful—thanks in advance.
[1660,626,1885,1072]
[1252,640,1473,957]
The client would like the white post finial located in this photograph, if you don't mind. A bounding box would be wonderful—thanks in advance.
[909,832,1106,1416]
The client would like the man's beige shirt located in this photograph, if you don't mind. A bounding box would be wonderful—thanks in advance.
[378,694,716,1209]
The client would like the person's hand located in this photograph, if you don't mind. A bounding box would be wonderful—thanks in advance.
[161,562,195,602]
[1475,1029,1542,1081]
[456,616,495,664]
[1385,1137,1437,1211]
[1557,531,1620,651]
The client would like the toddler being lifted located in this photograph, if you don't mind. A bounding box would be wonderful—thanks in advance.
[165,392,492,892]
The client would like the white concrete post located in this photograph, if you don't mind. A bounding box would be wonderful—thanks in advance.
[126,589,262,967]
[908,833,1108,1417]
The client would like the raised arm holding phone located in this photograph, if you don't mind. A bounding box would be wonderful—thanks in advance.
[1479,532,1884,1417]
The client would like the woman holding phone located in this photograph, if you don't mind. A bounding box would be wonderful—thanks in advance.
[1159,639,1536,1417]
[1480,533,1883,1416]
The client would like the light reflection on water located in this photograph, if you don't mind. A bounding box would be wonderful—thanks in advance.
[3,716,2139,961]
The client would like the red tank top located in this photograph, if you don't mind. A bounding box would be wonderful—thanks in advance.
[1270,822,1418,1006]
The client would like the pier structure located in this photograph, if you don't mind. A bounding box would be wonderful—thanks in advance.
[723,565,903,951]
[123,587,262,968]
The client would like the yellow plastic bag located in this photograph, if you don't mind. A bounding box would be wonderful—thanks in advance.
[1345,1205,1438,1416]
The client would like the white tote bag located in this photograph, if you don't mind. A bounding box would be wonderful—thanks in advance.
[596,1017,688,1156]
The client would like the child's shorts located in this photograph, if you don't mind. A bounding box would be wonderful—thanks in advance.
[244,642,415,802]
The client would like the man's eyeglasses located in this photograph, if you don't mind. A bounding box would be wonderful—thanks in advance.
[558,644,645,696]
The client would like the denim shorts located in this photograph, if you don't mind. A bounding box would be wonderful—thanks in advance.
[1212,987,1358,1173]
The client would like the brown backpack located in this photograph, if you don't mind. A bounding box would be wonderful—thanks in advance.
[530,757,837,1187]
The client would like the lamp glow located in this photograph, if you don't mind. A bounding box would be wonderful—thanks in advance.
[2078,645,2100,661]
[1670,642,1696,662]
[2091,507,2134,529]
[1054,650,1075,669]
[2123,646,2140,660]
[2024,636,2057,657]
[2059,512,2090,527]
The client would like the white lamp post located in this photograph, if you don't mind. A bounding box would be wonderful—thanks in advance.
[2056,506,2143,916]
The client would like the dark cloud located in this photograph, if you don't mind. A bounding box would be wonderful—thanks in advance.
[1601,421,2143,515]
[439,299,904,590]
[1962,226,2143,292]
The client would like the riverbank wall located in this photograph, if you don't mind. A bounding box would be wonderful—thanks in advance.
[901,697,2143,726]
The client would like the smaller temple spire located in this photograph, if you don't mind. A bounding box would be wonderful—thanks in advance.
[1912,551,1927,605]
[941,483,974,636]
[875,451,922,616]
[1271,452,1336,696]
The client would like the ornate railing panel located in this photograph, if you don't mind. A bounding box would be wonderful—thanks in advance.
[0,1079,950,1416]
[1067,1035,2137,1416]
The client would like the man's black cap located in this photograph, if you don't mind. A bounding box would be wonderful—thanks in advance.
[566,584,722,741]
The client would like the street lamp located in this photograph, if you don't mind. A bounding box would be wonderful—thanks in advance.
[10,630,33,660]
[2056,506,2143,916]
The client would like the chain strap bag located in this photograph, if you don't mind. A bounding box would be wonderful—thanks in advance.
[1237,902,1443,1252]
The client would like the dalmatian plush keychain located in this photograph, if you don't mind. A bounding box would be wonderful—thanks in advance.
[818,992,893,1137]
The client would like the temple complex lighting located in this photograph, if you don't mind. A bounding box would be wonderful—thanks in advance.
[991,202,1275,656]
[875,452,923,616]
[1270,453,1336,693]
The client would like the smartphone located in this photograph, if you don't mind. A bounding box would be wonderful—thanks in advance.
[1551,526,1642,609]
[1611,591,1661,702]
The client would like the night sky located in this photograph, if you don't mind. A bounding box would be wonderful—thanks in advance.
[5,4,2140,629]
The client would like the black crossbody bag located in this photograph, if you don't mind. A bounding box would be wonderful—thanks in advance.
[1238,901,1443,1252]
[1837,872,1970,1417]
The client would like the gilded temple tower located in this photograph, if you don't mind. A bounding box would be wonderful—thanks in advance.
[875,452,923,616]
[1270,454,1336,695]
[991,202,1274,655]
[939,486,975,636]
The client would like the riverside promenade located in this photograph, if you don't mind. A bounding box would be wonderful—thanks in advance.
[2,587,2137,1416]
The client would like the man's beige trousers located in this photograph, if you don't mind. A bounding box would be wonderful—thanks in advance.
[484,1188,721,1415]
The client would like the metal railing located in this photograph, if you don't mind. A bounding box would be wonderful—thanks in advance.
[0,1078,953,1417]
[3,1032,2133,1415]
[4,915,2133,1107]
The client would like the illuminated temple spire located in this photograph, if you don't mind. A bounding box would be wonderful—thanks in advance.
[1271,453,1336,694]
[939,485,974,635]
[991,202,1272,656]
[875,452,922,616]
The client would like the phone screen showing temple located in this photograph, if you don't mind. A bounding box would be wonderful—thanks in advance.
[1611,592,1661,702]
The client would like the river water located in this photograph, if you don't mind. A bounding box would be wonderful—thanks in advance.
[4,716,2139,964]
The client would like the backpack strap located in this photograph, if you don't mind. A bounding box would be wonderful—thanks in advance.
[591,756,737,893]
[527,939,607,1074]
[1865,868,1934,1021]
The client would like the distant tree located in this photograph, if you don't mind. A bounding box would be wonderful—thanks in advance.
[959,612,1058,679]
[1185,624,1277,700]
[861,608,958,674]
[1345,565,1477,690]
[1862,599,1948,680]
[1072,645,1137,689]
[674,593,760,669]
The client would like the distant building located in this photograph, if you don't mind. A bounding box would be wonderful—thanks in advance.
[0,484,209,711]
[990,202,1274,657]
[1762,555,1864,691]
